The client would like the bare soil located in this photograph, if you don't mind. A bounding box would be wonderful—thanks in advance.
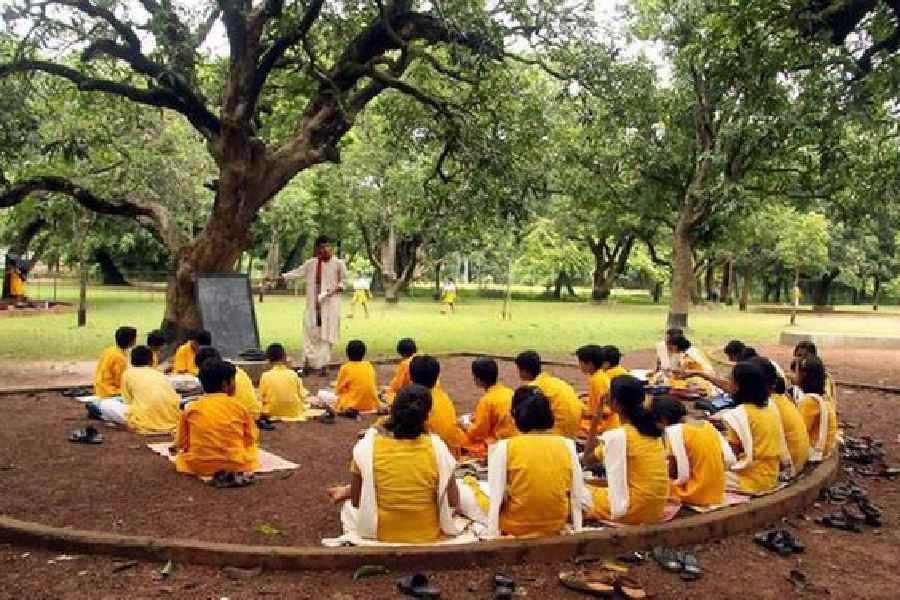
[1,354,899,599]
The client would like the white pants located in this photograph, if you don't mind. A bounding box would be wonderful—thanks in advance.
[303,327,332,369]
[97,398,129,425]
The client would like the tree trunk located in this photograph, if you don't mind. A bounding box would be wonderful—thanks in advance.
[704,262,715,302]
[669,215,694,328]
[10,217,47,256]
[718,260,731,307]
[812,270,839,308]
[434,261,442,301]
[739,264,752,311]
[280,232,308,274]
[553,271,564,299]
[873,274,881,311]
[762,278,771,303]
[652,281,662,304]
[93,248,129,285]
[774,276,782,303]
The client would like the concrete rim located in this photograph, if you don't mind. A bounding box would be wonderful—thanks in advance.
[0,454,838,571]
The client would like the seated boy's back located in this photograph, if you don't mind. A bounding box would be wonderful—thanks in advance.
[121,365,181,434]
[260,344,307,419]
[94,326,137,398]
[335,341,378,412]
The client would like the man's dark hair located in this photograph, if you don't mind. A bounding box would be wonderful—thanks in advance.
[385,384,432,440]
[671,335,691,352]
[199,359,237,394]
[575,345,605,369]
[602,345,622,367]
[314,234,332,248]
[732,362,769,408]
[471,357,499,387]
[346,340,366,361]
[195,346,221,370]
[266,343,286,363]
[514,350,542,379]
[409,355,441,389]
[511,386,554,432]
[115,326,138,349]
[146,330,166,349]
[724,340,746,361]
[131,345,154,368]
[397,338,417,358]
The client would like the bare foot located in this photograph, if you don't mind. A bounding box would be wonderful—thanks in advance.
[327,484,351,504]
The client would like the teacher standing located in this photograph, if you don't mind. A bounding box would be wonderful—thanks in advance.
[282,235,347,375]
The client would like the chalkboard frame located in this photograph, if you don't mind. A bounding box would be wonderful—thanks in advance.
[195,273,261,358]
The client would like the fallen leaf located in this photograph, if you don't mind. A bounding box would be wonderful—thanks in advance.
[112,560,138,573]
[222,566,262,580]
[352,565,387,580]
[77,570,88,576]
[255,523,282,536]
[159,560,175,579]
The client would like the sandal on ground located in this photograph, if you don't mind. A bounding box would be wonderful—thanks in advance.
[255,417,277,431]
[319,412,336,425]
[493,573,515,600]
[815,513,862,533]
[753,529,800,555]
[678,552,702,581]
[210,471,256,489]
[397,574,441,599]
[856,498,883,527]
[558,570,616,597]
[68,426,103,444]
[85,402,104,421]
[614,575,648,599]
[651,546,683,572]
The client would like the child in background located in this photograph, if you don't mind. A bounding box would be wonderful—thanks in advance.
[147,330,166,369]
[576,345,617,435]
[464,357,518,448]
[350,274,371,319]
[384,338,417,404]
[441,278,457,313]
[259,343,308,420]
[796,356,838,463]
[514,350,584,439]
[410,355,467,452]
[335,340,379,414]
[175,359,259,477]
[93,326,137,398]
[652,397,729,507]
[173,329,211,375]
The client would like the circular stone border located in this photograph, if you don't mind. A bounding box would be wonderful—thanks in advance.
[0,454,838,571]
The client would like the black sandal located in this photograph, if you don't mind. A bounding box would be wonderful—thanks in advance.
[679,551,702,580]
[651,546,683,572]
[68,426,104,444]
[397,574,441,598]
[815,513,862,533]
[493,573,515,600]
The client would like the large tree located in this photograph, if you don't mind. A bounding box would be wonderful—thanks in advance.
[0,0,578,340]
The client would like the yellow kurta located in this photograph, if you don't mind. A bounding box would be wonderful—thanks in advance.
[604,365,629,381]
[120,366,181,434]
[500,433,573,537]
[9,271,25,296]
[351,433,441,543]
[93,346,128,398]
[533,373,584,439]
[260,364,307,420]
[771,393,810,473]
[465,384,518,446]
[726,404,781,493]
[172,342,198,375]
[233,366,261,420]
[589,424,669,524]
[335,361,379,413]
[799,393,838,460]
[385,356,413,403]
[668,421,726,506]
[426,386,466,451]
[175,393,259,476]
[582,370,619,435]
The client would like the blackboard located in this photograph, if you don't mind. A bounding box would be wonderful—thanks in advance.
[195,274,260,359]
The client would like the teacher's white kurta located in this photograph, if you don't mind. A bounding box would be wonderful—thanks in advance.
[284,257,347,367]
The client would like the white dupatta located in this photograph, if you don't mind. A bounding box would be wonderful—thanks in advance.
[666,422,737,486]
[353,428,461,540]
[721,405,754,472]
[802,393,831,462]
[767,398,795,477]
[486,436,584,538]
[600,428,630,520]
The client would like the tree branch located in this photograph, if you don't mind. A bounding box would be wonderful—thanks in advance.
[253,0,325,96]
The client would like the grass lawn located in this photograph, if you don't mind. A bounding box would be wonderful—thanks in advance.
[2,284,899,361]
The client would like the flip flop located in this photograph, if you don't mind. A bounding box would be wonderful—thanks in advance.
[255,417,277,431]
[815,514,862,533]
[558,570,616,597]
[856,498,883,527]
[753,529,794,555]
[615,575,648,599]
[210,471,256,489]
[85,402,104,421]
[397,574,441,599]
[68,426,103,444]
[493,573,515,600]
[678,552,702,581]
[651,546,683,572]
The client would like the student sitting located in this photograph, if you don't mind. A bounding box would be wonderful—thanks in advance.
[327,384,462,543]
[720,362,782,494]
[652,397,729,507]
[90,346,181,433]
[93,326,137,398]
[796,356,837,463]
[790,341,837,404]
[514,350,584,439]
[173,329,211,376]
[410,355,466,452]
[335,340,379,414]
[194,346,261,421]
[576,345,617,435]
[667,336,717,395]
[656,327,714,374]
[485,386,585,538]
[384,338,417,404]
[601,345,629,381]
[464,357,518,448]
[259,343,308,420]
[723,340,747,364]
[174,359,259,477]
[750,357,809,478]
[147,330,166,369]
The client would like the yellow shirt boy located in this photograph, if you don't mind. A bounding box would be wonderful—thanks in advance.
[233,366,261,420]
[465,383,518,446]
[335,360,379,413]
[583,369,619,435]
[172,342,198,375]
[175,393,259,476]
[94,346,129,398]
[260,364,308,420]
[120,366,181,434]
[532,373,584,439]
[426,385,467,451]
[385,356,414,404]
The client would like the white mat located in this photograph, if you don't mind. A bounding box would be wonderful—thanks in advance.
[146,443,298,473]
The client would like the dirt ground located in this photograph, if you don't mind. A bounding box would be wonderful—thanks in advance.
[1,353,899,599]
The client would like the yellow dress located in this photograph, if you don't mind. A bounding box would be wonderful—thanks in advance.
[259,364,308,420]
[120,367,181,434]
[668,421,726,506]
[533,373,584,439]
[351,433,441,543]
[93,346,128,398]
[799,393,838,460]
[233,366,261,420]
[426,386,467,451]
[335,361,379,413]
[385,356,413,404]
[175,393,259,476]
[500,433,573,537]
[172,342,198,375]
[465,384,518,446]
[725,404,781,493]
[352,289,369,305]
[771,393,810,473]
[582,370,618,435]
[589,424,669,524]
[9,270,26,296]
